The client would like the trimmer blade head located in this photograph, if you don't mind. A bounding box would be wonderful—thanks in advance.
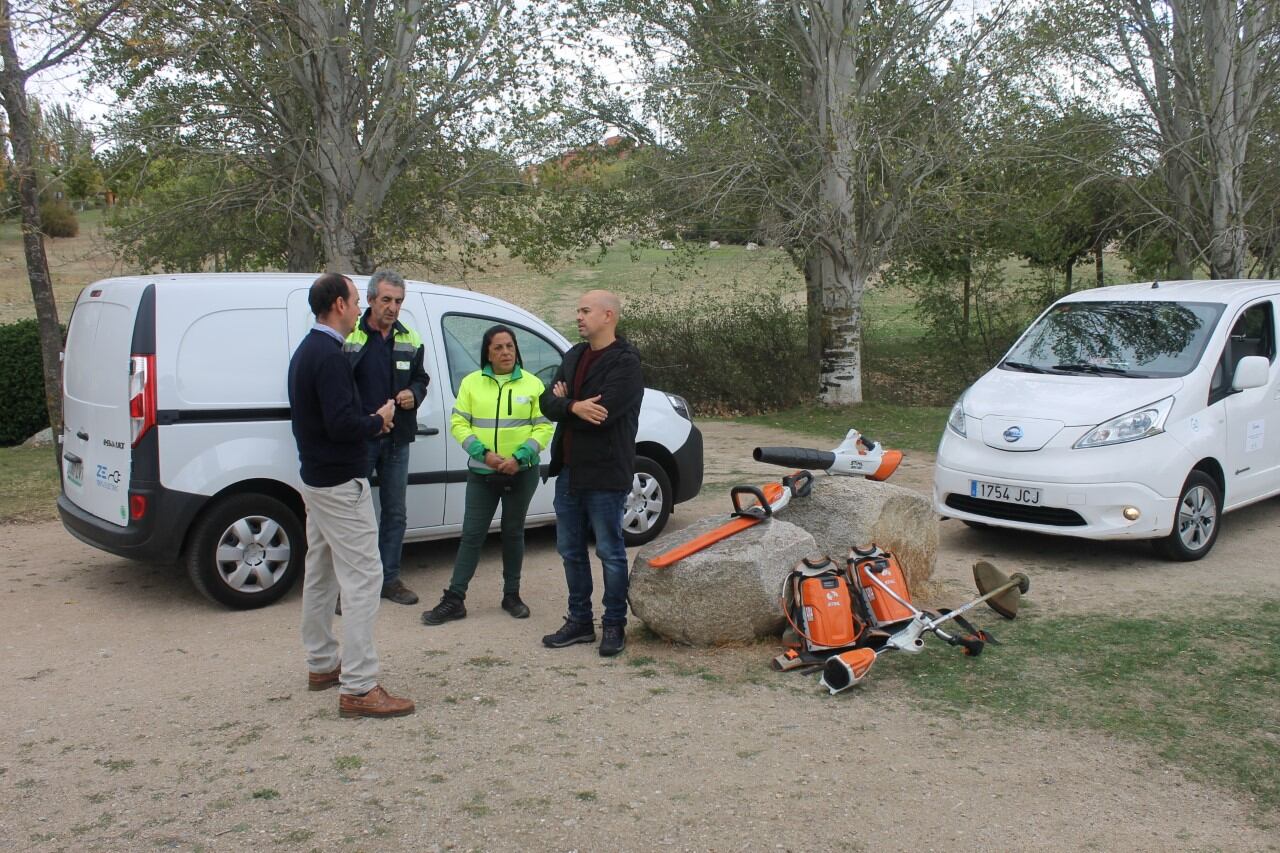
[973,561,1028,619]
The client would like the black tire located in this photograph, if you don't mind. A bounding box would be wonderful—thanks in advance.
[1152,471,1221,561]
[622,456,673,547]
[185,493,305,608]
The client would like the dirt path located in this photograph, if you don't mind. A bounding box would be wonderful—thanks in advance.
[2,421,1277,851]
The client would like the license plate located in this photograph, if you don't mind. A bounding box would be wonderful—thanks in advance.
[971,480,1040,505]
[66,459,83,487]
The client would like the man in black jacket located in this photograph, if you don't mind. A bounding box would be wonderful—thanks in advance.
[288,273,414,718]
[539,290,644,657]
[345,269,431,606]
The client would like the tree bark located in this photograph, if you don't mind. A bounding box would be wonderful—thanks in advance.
[0,5,63,455]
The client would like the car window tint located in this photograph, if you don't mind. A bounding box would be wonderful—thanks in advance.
[440,314,563,395]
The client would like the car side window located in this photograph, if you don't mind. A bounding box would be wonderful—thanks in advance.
[1210,301,1276,404]
[440,314,564,395]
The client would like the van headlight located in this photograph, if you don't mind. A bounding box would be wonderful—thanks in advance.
[946,396,967,437]
[666,392,692,421]
[1074,397,1174,449]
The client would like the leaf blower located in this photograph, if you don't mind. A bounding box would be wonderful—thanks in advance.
[753,428,903,481]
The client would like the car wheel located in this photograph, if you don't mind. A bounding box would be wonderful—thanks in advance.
[185,493,305,608]
[1152,471,1221,561]
[623,456,673,547]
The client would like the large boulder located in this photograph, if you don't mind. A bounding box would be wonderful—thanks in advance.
[783,474,937,591]
[630,516,816,645]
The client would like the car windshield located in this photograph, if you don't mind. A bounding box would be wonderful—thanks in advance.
[1001,300,1225,378]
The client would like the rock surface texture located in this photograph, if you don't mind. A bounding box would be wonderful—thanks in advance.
[630,516,816,645]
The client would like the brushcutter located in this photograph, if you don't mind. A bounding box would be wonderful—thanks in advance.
[820,558,1030,694]
[648,470,815,569]
[753,428,903,481]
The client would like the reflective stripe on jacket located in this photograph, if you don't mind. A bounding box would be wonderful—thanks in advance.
[344,315,431,445]
[450,365,553,473]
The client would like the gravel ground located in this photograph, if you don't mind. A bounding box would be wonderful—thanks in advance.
[2,421,1277,851]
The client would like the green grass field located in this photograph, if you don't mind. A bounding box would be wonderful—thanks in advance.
[878,602,1280,816]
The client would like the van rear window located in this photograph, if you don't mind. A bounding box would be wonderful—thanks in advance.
[1001,301,1225,378]
[64,301,132,404]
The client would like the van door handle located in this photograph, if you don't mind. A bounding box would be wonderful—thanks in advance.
[76,430,89,441]
[416,426,440,436]
[64,452,83,464]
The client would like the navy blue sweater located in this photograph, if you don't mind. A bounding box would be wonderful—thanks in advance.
[288,328,384,487]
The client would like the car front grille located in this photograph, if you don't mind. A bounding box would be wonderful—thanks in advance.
[944,494,1087,527]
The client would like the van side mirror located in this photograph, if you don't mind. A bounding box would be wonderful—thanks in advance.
[1232,355,1270,391]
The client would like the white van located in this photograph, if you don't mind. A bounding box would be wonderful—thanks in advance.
[934,279,1280,560]
[58,274,703,608]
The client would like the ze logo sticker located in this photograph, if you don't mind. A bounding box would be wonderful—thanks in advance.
[95,465,122,491]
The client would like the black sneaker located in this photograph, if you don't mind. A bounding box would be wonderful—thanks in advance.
[541,618,596,648]
[501,593,530,619]
[381,579,419,605]
[599,624,626,657]
[421,590,466,625]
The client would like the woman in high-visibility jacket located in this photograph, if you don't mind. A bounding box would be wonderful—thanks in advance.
[422,324,554,625]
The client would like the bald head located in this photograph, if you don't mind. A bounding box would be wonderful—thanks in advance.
[577,289,621,349]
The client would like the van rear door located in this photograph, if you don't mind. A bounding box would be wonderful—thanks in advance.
[61,281,149,526]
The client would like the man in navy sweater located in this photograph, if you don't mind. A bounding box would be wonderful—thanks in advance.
[288,273,414,718]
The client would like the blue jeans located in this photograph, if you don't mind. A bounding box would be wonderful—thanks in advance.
[365,437,409,587]
[554,467,629,627]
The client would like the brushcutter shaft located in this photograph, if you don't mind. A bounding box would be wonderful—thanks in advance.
[918,574,1029,633]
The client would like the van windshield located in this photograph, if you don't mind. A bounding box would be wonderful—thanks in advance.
[1001,301,1225,378]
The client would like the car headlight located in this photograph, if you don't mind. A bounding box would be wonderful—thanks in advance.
[946,396,967,437]
[1074,397,1174,449]
[666,392,692,421]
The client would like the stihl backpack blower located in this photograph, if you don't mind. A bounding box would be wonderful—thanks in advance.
[773,556,868,671]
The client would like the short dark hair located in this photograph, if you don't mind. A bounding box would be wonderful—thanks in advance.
[480,324,523,370]
[309,273,352,317]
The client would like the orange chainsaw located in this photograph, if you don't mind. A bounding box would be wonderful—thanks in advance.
[648,470,814,569]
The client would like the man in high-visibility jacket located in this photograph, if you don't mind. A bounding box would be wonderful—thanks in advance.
[421,325,553,625]
[345,270,431,606]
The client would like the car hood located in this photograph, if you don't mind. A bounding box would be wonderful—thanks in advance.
[965,369,1184,427]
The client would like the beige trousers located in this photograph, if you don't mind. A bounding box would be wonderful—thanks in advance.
[299,478,382,695]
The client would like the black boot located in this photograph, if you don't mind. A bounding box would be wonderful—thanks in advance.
[599,624,626,657]
[501,593,530,619]
[421,590,467,625]
[541,618,596,648]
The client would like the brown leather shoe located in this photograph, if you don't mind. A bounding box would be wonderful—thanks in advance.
[307,664,341,691]
[338,685,415,719]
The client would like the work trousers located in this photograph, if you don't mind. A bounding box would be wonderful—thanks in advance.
[299,478,382,695]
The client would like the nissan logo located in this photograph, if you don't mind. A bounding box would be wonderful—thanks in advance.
[1003,426,1024,443]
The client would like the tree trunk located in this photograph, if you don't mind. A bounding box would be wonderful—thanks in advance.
[1095,242,1104,287]
[962,254,971,341]
[802,253,823,366]
[0,20,63,460]
[1064,259,1073,293]
[811,248,864,405]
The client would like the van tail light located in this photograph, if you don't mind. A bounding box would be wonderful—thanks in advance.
[129,354,156,446]
[129,493,148,520]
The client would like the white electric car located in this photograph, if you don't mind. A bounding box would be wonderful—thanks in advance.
[934,279,1280,560]
[59,274,703,608]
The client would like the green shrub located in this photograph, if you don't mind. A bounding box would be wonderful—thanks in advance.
[0,320,51,446]
[40,201,79,238]
[621,290,814,415]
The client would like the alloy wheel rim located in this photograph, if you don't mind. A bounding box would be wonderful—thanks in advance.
[1176,485,1216,551]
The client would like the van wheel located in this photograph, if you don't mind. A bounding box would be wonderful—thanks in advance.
[1152,471,1221,561]
[623,456,673,547]
[186,494,304,608]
